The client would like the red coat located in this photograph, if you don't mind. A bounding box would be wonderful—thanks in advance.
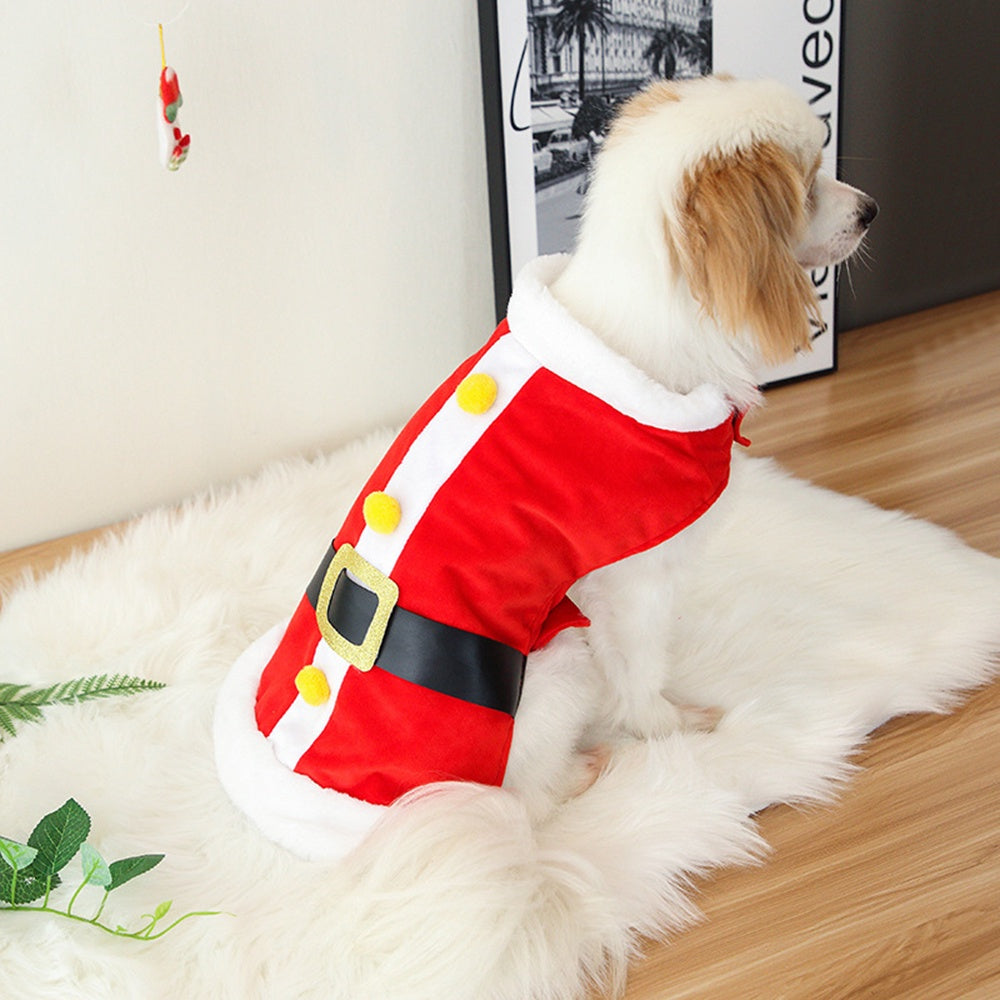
[218,256,747,853]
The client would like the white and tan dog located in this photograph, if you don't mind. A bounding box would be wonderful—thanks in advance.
[502,75,877,815]
[215,76,878,854]
[303,78,881,1000]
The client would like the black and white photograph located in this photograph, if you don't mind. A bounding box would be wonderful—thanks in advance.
[526,1,712,257]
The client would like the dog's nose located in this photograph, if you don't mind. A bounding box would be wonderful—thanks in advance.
[858,196,879,228]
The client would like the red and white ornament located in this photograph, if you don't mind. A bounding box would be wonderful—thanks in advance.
[157,25,190,170]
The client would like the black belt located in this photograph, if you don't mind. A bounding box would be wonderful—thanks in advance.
[306,546,525,717]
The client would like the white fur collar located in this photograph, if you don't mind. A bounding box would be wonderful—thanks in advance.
[505,255,733,433]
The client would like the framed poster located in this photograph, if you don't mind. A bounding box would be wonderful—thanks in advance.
[477,0,843,385]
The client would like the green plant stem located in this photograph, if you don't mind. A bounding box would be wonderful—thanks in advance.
[92,889,110,923]
[135,909,229,940]
[2,903,228,940]
[68,858,103,916]
[65,878,87,917]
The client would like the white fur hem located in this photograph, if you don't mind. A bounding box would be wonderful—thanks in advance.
[507,255,733,432]
[213,621,386,861]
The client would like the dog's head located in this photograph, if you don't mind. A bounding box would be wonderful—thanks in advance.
[590,76,877,366]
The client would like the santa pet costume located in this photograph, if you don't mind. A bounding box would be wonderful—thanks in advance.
[214,255,748,860]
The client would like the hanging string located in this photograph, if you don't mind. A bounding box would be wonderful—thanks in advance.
[159,22,167,69]
[121,0,193,30]
[159,0,192,27]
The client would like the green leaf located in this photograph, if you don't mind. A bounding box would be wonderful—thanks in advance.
[0,707,18,739]
[80,843,112,889]
[0,866,59,905]
[108,853,164,891]
[17,674,166,707]
[1,703,45,722]
[27,799,91,878]
[0,703,44,741]
[0,837,38,872]
[153,900,172,921]
[0,675,165,741]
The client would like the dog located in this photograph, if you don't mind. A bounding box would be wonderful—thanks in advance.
[214,75,877,856]
[503,75,878,816]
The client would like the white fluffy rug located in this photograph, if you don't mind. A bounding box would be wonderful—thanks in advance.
[1,431,998,1000]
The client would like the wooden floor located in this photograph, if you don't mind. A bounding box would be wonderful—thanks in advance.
[2,291,999,999]
[622,291,1000,1000]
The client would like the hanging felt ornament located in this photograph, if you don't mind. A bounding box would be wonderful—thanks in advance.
[157,24,190,170]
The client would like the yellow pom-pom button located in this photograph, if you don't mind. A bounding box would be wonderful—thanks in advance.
[455,373,498,415]
[363,490,402,534]
[294,666,331,706]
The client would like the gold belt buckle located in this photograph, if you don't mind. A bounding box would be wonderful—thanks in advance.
[315,543,399,672]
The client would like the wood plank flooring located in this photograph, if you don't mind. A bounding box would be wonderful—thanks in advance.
[622,290,1000,1000]
[2,290,999,999]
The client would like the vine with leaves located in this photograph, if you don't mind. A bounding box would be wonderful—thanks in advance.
[0,675,227,938]
[0,798,226,939]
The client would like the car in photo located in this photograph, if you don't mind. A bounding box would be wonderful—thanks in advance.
[533,139,553,177]
[545,128,590,163]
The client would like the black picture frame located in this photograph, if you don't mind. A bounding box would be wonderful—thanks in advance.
[477,0,513,323]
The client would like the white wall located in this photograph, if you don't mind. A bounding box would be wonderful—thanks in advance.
[0,1,495,551]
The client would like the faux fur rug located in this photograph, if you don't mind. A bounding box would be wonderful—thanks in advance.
[1,431,998,1000]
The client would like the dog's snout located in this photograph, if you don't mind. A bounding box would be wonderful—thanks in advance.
[858,196,879,229]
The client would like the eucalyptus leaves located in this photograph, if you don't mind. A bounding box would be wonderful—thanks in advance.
[0,798,225,939]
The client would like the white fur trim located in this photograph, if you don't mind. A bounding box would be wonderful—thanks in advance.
[265,636,350,771]
[213,621,386,861]
[507,255,733,431]
[356,335,541,575]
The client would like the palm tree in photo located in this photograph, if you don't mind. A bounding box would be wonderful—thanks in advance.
[550,0,611,101]
[690,18,713,76]
[644,23,704,80]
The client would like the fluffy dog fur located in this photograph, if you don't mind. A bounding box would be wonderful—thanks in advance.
[499,76,878,815]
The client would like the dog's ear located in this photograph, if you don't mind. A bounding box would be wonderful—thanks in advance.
[672,142,822,364]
